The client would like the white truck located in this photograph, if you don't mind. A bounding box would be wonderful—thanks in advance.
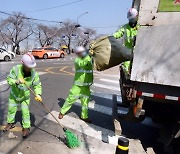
[115,0,180,153]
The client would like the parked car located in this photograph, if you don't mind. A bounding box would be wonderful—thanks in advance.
[32,47,66,59]
[7,50,16,59]
[0,48,11,61]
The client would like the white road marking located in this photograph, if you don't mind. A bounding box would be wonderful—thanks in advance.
[92,93,113,100]
[38,72,47,75]
[100,78,119,84]
[92,93,122,102]
[93,83,120,91]
[75,100,127,115]
[0,72,47,86]
[45,110,119,145]
[75,97,160,128]
[0,61,19,65]
[94,71,119,78]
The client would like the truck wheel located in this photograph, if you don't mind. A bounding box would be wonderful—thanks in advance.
[60,54,65,58]
[4,56,10,62]
[43,54,48,59]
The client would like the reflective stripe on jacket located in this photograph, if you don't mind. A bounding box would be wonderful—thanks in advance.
[7,64,42,101]
[74,55,93,87]
[113,23,140,49]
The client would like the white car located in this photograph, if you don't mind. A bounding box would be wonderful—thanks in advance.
[0,48,12,61]
[7,50,16,59]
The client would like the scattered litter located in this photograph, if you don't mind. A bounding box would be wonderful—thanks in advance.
[17,152,23,154]
[8,132,17,139]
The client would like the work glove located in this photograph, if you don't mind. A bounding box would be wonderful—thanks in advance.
[35,95,42,103]
[16,77,25,85]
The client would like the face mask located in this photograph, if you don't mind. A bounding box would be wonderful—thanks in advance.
[81,51,88,57]
[129,19,137,28]
[129,18,137,24]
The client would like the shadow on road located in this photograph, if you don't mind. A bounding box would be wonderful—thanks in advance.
[57,94,174,154]
[57,96,115,151]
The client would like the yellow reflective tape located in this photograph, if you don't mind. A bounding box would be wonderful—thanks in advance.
[117,145,129,151]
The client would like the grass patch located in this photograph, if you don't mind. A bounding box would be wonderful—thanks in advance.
[158,0,180,12]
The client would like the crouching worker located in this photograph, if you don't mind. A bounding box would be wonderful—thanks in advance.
[59,46,93,123]
[3,53,42,138]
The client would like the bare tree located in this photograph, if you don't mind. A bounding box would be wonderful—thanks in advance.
[0,12,33,54]
[60,20,79,54]
[76,28,96,47]
[0,28,11,49]
[34,24,60,47]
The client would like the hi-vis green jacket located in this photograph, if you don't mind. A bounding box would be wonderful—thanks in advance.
[73,55,93,86]
[113,23,140,49]
[7,64,42,101]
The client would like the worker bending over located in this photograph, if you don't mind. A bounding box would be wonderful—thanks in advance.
[3,53,42,138]
[59,46,93,123]
[113,8,139,74]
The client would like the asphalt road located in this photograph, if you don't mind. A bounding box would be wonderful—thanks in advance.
[0,55,173,154]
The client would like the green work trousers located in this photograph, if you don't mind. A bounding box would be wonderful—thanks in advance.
[60,85,91,119]
[7,94,31,128]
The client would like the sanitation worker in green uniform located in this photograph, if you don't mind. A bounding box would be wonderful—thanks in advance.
[3,53,42,138]
[113,8,140,74]
[59,46,93,123]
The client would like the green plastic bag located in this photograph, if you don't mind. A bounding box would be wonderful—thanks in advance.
[90,36,132,71]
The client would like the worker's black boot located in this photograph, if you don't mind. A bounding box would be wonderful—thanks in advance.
[81,118,92,123]
[22,128,30,138]
[3,123,15,132]
[58,113,64,119]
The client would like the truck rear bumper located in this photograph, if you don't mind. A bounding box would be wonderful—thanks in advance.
[134,81,180,105]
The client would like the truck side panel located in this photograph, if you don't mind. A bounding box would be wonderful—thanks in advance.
[131,24,180,87]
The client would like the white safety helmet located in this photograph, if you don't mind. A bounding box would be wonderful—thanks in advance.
[127,8,138,20]
[75,46,86,54]
[21,53,36,68]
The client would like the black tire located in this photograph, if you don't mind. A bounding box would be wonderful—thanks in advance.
[60,53,65,58]
[11,54,14,59]
[4,56,10,62]
[43,54,48,59]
